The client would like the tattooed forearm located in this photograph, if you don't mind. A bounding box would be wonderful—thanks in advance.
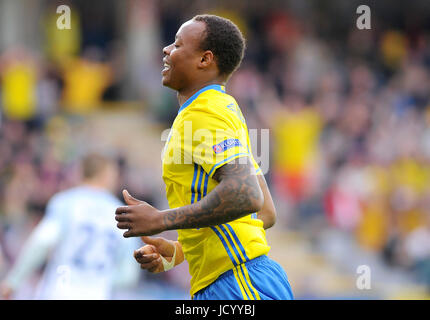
[162,157,264,230]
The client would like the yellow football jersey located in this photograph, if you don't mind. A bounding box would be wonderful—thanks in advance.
[162,84,270,297]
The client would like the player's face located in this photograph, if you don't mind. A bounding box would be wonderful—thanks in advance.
[162,20,206,90]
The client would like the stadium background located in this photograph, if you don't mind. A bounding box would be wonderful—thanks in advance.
[1,0,430,299]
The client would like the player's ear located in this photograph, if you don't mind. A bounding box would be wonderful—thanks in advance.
[199,50,214,69]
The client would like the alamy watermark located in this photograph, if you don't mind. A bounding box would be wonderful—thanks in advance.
[161,123,270,175]
[56,5,71,30]
[356,265,371,290]
[56,265,71,293]
[356,5,371,30]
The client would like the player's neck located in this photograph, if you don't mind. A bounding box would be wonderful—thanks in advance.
[177,79,225,106]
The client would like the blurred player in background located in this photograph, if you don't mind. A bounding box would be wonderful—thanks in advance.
[115,15,294,300]
[0,153,140,300]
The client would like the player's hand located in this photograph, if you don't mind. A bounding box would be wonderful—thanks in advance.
[115,190,165,237]
[133,236,176,273]
[0,283,13,300]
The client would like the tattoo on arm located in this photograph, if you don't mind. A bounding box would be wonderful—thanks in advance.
[163,157,263,230]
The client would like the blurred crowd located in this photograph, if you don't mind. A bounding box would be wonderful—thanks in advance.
[223,2,430,289]
[1,0,430,297]
[227,3,430,289]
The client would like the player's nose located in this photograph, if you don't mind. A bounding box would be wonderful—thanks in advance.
[162,46,169,56]
[163,43,173,56]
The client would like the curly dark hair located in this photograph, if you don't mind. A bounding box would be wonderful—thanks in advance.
[193,14,246,78]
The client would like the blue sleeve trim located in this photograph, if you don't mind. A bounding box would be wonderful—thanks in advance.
[207,153,250,177]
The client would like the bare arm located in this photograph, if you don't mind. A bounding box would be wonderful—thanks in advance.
[256,174,277,229]
[115,157,264,237]
[163,157,264,230]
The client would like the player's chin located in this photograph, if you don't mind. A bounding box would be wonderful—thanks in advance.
[161,76,170,87]
[162,76,177,90]
[161,72,172,86]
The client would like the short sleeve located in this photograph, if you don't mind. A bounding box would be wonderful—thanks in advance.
[180,108,251,178]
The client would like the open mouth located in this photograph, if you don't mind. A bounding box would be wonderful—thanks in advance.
[162,60,171,74]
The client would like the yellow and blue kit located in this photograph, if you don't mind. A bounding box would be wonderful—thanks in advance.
[162,84,293,300]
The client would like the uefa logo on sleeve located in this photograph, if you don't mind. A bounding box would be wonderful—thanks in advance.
[213,144,224,153]
[212,139,242,154]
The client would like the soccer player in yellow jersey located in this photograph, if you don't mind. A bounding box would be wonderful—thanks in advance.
[115,14,294,300]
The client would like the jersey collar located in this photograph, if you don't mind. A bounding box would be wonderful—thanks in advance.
[177,84,226,114]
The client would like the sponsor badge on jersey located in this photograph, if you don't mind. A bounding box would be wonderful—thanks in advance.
[212,139,242,154]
